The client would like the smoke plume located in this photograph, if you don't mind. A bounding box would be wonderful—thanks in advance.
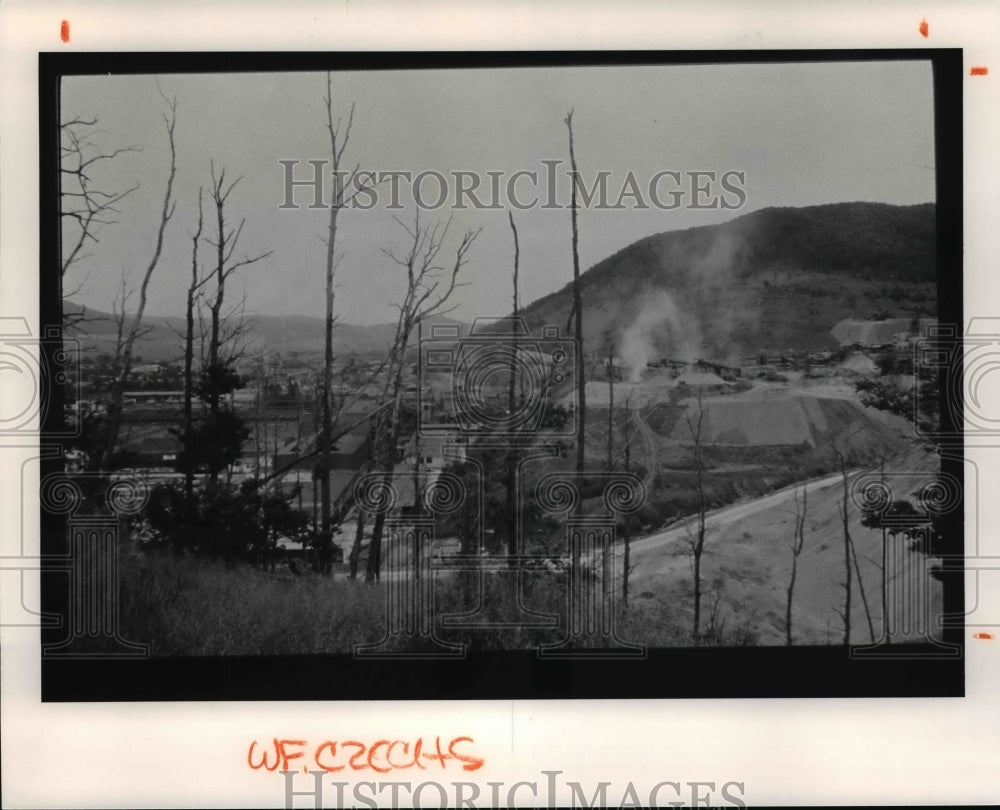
[618,229,754,376]
[619,290,703,382]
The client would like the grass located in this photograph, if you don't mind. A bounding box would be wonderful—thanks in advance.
[106,539,766,656]
[117,545,386,655]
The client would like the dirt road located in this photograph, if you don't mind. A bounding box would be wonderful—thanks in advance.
[626,470,848,557]
[615,460,942,645]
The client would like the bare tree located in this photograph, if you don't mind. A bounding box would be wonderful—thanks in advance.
[507,211,521,413]
[107,268,154,428]
[685,390,709,643]
[830,448,876,645]
[877,454,889,642]
[317,72,369,553]
[206,163,271,393]
[98,95,177,472]
[849,517,877,644]
[834,448,853,645]
[606,340,616,470]
[196,163,271,483]
[621,390,636,607]
[365,212,479,583]
[60,117,139,288]
[348,506,367,580]
[565,109,586,473]
[504,211,521,564]
[785,484,808,645]
[856,450,894,641]
[182,190,210,503]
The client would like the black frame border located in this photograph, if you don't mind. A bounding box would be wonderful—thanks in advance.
[39,49,964,701]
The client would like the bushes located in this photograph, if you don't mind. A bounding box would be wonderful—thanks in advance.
[144,478,310,567]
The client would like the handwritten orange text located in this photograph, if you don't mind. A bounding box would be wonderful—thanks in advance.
[247,736,484,774]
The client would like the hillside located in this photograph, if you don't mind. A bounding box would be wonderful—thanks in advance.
[520,201,937,361]
[624,444,941,645]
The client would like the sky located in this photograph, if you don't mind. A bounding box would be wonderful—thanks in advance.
[60,60,936,326]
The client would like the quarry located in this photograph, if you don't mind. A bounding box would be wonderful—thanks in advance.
[553,314,938,646]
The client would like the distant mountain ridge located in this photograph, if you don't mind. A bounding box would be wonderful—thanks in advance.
[63,302,464,363]
[65,201,937,364]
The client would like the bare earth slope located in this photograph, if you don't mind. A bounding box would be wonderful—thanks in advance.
[620,445,941,645]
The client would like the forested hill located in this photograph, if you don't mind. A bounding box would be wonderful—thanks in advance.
[518,201,936,358]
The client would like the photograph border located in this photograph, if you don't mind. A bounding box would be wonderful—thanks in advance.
[38,47,964,702]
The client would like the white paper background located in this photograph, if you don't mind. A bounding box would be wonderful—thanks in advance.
[2,1,999,807]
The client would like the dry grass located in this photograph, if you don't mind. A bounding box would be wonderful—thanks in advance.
[117,547,386,656]
[110,544,755,656]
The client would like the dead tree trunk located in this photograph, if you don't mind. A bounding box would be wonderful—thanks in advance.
[365,356,406,585]
[349,508,366,579]
[99,96,178,472]
[621,392,634,607]
[507,211,520,413]
[367,510,386,584]
[505,211,520,564]
[838,456,853,646]
[849,528,877,643]
[565,110,585,473]
[878,454,889,643]
[687,391,708,643]
[606,341,616,470]
[60,116,139,301]
[183,190,207,505]
[785,484,808,645]
[365,213,479,583]
[203,164,271,482]
[208,170,225,394]
[319,75,357,553]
